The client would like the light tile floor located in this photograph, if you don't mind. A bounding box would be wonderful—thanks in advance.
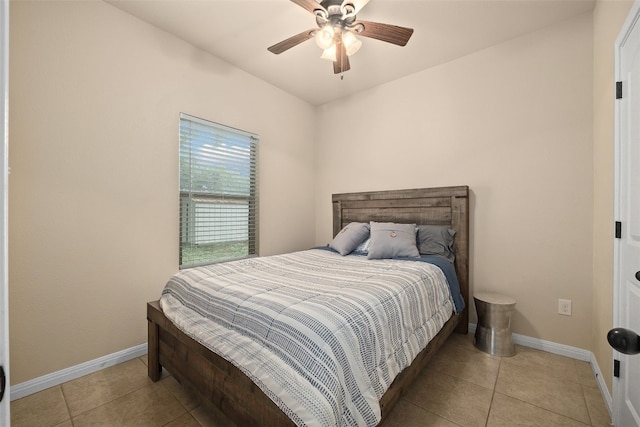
[11,333,611,426]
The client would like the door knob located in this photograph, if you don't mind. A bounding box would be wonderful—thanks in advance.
[636,271,640,281]
[607,328,640,355]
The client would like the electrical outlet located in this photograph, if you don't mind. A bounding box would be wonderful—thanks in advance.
[558,299,572,316]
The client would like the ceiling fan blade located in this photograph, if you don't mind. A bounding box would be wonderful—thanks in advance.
[333,41,350,74]
[291,0,326,15]
[268,29,316,54]
[353,20,414,46]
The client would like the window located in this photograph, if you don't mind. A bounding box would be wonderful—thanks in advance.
[179,113,258,268]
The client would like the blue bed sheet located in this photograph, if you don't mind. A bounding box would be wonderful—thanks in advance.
[315,246,465,314]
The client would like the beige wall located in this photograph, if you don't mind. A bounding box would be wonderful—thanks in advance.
[315,13,595,349]
[8,0,317,384]
[592,0,633,393]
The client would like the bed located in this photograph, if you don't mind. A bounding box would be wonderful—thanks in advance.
[147,185,469,426]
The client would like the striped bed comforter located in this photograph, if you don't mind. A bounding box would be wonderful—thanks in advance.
[160,248,454,427]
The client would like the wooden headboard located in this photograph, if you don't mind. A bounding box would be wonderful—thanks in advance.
[332,186,469,332]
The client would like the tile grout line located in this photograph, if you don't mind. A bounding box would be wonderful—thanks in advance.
[580,383,595,427]
[490,347,595,425]
[61,360,152,423]
[484,356,502,427]
[398,397,466,427]
[573,359,594,426]
[491,373,594,425]
[58,385,74,427]
[140,356,203,427]
[158,377,202,427]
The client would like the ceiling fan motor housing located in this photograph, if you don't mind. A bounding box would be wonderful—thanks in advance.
[315,2,358,31]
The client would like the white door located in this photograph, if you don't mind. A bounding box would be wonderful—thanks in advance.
[614,1,640,425]
[0,0,9,424]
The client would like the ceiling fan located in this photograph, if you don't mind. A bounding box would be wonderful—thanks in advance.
[268,0,414,74]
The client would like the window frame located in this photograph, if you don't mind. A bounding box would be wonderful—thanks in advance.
[178,113,258,268]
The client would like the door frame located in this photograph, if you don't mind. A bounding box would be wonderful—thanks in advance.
[613,1,640,425]
[0,0,9,423]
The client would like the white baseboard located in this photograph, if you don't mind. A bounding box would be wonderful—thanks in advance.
[10,343,147,401]
[468,323,612,416]
[468,323,591,360]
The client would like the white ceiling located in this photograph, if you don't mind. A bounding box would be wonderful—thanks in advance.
[105,0,595,106]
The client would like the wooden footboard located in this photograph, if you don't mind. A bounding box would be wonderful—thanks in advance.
[148,300,461,426]
[147,300,295,426]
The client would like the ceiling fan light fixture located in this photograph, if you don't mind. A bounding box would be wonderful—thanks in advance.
[268,0,414,74]
[320,45,337,61]
[315,25,335,50]
[342,31,362,56]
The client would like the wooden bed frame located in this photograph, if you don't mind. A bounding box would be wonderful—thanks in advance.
[147,185,469,426]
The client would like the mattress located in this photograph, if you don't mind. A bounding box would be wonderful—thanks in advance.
[160,248,456,427]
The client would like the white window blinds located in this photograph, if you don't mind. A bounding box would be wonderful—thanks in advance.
[179,113,258,268]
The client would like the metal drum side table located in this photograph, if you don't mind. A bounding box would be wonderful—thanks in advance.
[473,292,516,356]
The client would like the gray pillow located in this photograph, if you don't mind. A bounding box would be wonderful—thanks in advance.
[329,222,370,255]
[416,225,456,261]
[367,222,420,259]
